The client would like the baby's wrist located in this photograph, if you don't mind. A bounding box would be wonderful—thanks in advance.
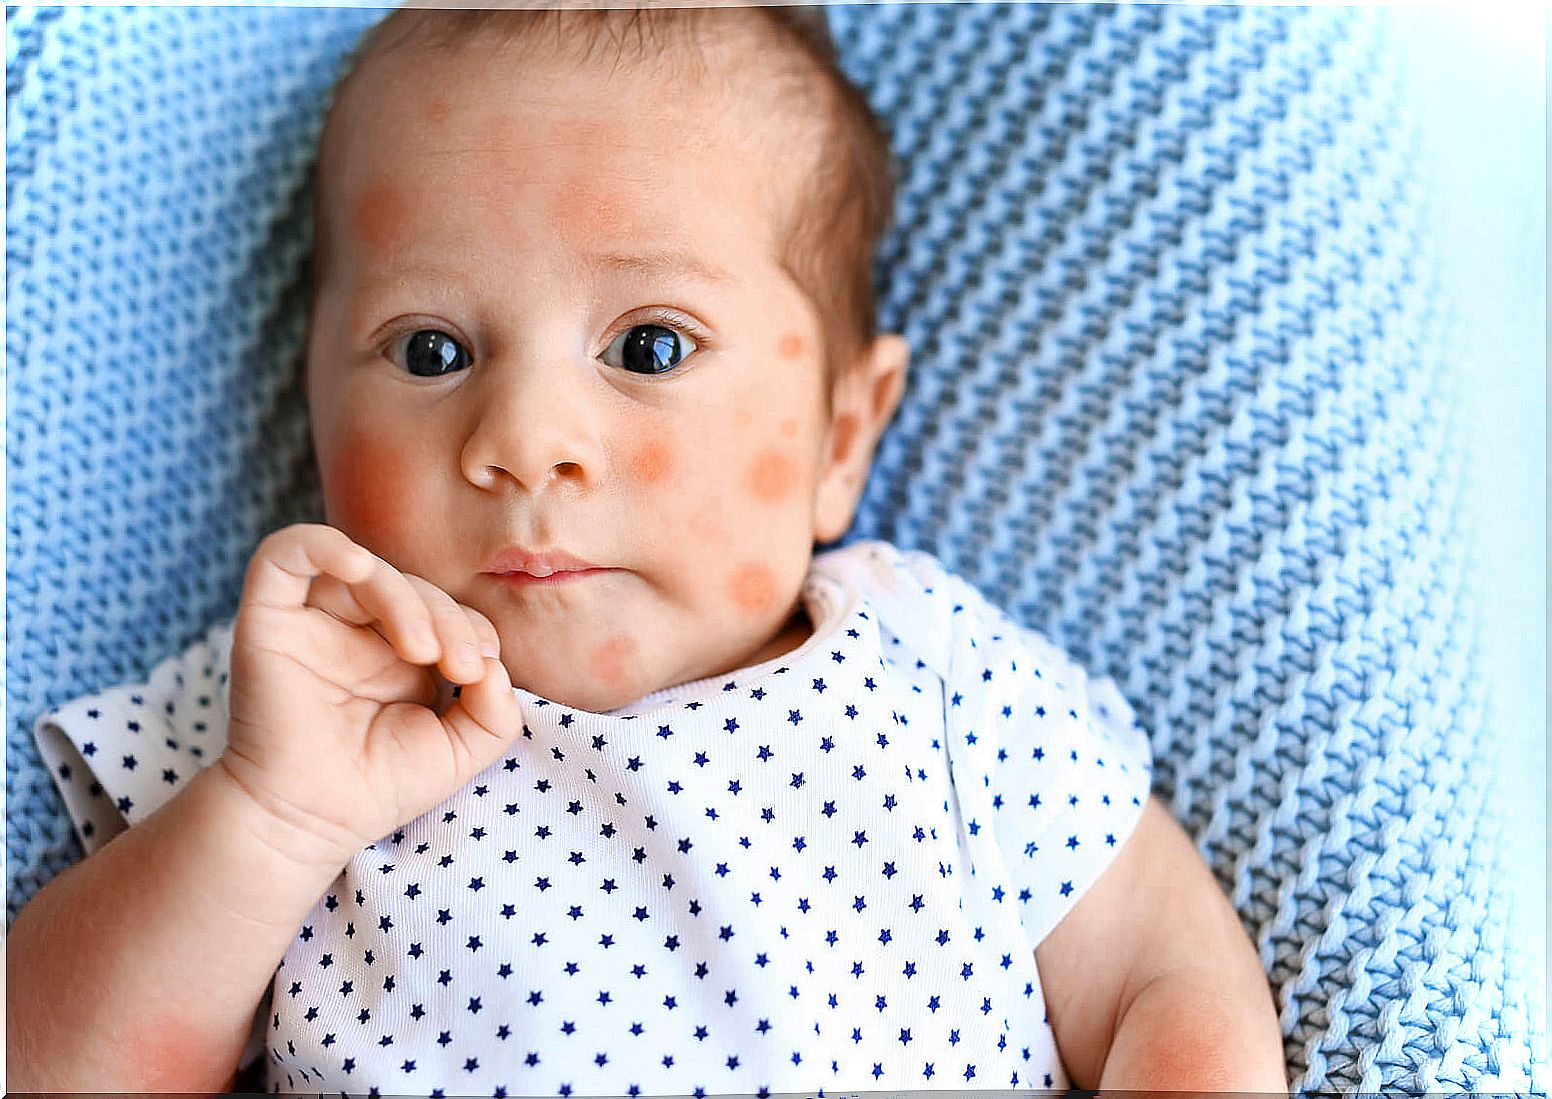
[200,755,358,879]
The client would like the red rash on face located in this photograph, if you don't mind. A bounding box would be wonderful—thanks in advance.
[351,180,409,253]
[425,95,452,124]
[591,633,637,685]
[687,504,722,542]
[747,448,797,503]
[729,561,778,615]
[777,331,805,359]
[323,433,414,547]
[548,183,632,239]
[630,439,674,485]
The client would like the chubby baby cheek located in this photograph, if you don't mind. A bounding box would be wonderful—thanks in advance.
[627,437,675,486]
[727,561,779,616]
[320,432,420,548]
[746,447,799,504]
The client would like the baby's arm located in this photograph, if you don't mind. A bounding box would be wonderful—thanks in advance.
[1034,795,1288,1091]
[7,758,348,1090]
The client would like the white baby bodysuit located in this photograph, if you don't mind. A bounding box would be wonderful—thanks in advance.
[33,538,1153,1096]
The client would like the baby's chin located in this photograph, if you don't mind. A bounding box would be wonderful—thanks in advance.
[512,668,647,714]
[492,648,669,715]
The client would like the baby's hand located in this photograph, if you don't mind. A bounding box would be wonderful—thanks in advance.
[218,522,522,870]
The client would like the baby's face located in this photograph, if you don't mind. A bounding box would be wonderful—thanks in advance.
[306,35,878,712]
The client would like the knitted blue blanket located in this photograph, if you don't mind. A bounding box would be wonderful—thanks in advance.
[6,5,1545,1091]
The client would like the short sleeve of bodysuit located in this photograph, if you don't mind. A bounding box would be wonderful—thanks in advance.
[31,616,270,1074]
[887,549,1156,952]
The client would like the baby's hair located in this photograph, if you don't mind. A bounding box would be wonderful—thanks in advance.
[311,4,898,401]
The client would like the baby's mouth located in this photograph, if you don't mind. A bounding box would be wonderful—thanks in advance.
[488,568,610,586]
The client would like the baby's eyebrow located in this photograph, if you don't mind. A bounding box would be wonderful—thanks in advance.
[588,249,735,286]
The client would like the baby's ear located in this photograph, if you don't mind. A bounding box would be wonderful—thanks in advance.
[859,333,909,428]
[812,333,910,544]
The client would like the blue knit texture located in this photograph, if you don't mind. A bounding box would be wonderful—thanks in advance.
[6,5,1544,1092]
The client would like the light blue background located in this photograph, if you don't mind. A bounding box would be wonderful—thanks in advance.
[1390,4,1547,1012]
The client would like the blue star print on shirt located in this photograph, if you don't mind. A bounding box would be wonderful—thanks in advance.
[32,539,1152,1095]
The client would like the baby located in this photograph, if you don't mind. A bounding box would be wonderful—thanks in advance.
[12,5,1287,1094]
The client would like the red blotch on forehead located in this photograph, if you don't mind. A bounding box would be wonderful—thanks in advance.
[322,432,413,547]
[629,439,674,485]
[591,633,637,686]
[548,183,632,239]
[747,448,797,504]
[777,331,805,359]
[351,179,409,253]
[728,561,778,615]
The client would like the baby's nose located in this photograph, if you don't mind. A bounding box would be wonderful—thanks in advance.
[459,358,606,494]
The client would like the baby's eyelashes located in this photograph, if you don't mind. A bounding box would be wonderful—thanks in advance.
[386,327,471,378]
[601,322,698,376]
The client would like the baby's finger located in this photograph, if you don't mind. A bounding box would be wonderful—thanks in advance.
[400,574,487,685]
[460,605,501,658]
[441,653,521,770]
[243,523,380,614]
[250,526,441,667]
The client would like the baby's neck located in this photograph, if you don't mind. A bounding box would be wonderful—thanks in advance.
[742,606,814,669]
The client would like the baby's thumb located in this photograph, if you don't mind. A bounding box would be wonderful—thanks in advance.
[440,654,522,773]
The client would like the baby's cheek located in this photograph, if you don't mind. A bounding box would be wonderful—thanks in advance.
[627,438,674,486]
[321,432,419,548]
[727,561,779,616]
[746,447,798,504]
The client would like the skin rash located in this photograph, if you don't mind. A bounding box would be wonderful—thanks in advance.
[305,42,895,712]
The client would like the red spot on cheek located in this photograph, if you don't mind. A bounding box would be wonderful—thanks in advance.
[351,180,408,253]
[322,433,414,546]
[747,448,797,503]
[591,634,637,685]
[687,507,721,541]
[777,331,805,359]
[630,439,674,485]
[729,562,778,615]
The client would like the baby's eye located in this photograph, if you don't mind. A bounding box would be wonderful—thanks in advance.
[601,323,698,376]
[388,328,472,378]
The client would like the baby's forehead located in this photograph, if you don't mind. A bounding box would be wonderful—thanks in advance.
[339,11,820,148]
